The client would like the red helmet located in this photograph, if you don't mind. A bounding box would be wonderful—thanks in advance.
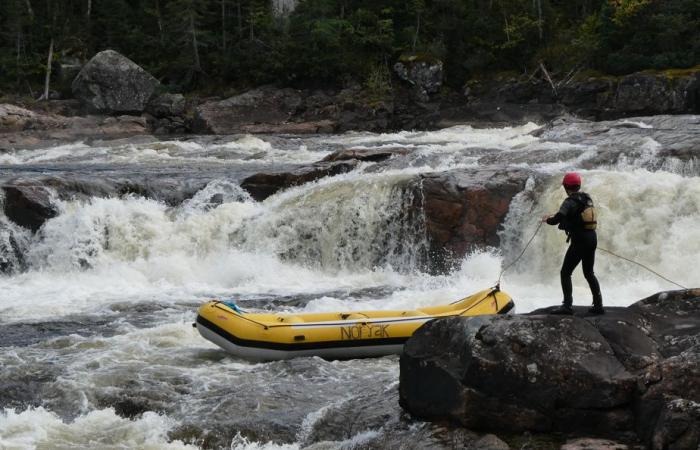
[562,172,581,188]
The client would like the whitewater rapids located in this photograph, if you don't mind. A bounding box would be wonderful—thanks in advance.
[0,116,698,449]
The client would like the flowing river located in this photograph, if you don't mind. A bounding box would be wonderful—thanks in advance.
[0,115,698,449]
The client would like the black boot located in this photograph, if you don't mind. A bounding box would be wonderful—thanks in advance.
[551,304,573,315]
[589,292,604,315]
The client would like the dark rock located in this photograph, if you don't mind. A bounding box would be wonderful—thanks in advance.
[146,93,186,118]
[613,73,698,116]
[400,314,636,435]
[2,184,58,232]
[193,86,303,134]
[394,55,444,100]
[649,397,700,450]
[240,160,359,201]
[72,50,160,113]
[321,147,411,163]
[407,167,532,272]
[400,289,700,448]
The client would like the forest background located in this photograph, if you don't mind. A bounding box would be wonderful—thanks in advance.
[0,0,698,97]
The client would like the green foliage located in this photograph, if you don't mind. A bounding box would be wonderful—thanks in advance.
[0,0,698,96]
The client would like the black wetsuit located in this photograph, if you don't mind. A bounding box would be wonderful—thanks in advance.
[546,192,602,307]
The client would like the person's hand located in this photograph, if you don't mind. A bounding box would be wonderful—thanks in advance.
[542,215,550,223]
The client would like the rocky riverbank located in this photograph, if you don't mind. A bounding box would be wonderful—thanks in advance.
[400,289,700,449]
[2,50,699,151]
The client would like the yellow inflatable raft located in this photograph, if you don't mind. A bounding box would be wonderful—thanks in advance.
[195,287,514,360]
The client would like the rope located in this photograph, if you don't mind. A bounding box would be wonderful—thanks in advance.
[496,221,544,286]
[494,220,688,291]
[213,289,500,330]
[598,247,687,290]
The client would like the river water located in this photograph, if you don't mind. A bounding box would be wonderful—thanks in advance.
[0,116,698,449]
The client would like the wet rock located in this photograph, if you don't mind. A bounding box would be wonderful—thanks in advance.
[0,103,67,132]
[560,438,630,450]
[407,167,532,272]
[321,147,411,163]
[2,184,58,232]
[394,55,443,101]
[193,86,303,134]
[400,289,700,448]
[240,160,359,201]
[72,50,160,113]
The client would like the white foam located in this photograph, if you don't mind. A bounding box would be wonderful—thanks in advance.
[0,407,197,449]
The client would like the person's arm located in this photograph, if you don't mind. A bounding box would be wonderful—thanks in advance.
[545,212,564,225]
[542,198,573,225]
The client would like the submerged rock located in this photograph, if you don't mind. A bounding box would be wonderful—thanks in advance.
[240,160,359,201]
[321,147,411,163]
[72,50,160,113]
[399,289,700,449]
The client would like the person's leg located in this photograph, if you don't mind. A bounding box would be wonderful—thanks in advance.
[581,234,603,313]
[552,244,582,314]
[561,244,582,306]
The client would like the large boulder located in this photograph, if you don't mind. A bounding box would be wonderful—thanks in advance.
[400,289,700,448]
[193,86,304,134]
[406,167,532,272]
[1,184,58,232]
[72,50,160,113]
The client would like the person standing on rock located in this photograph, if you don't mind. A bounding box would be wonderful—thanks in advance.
[542,172,604,315]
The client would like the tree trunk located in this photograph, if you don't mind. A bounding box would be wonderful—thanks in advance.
[190,12,201,71]
[237,1,243,40]
[41,37,54,101]
[412,12,421,51]
[249,7,254,41]
[155,0,164,45]
[16,30,22,86]
[221,0,226,51]
[24,0,34,19]
[537,0,543,41]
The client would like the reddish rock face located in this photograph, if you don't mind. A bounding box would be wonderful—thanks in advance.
[408,167,532,272]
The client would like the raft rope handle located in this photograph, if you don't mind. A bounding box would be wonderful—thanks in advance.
[213,289,500,329]
[597,247,687,290]
[495,219,688,290]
